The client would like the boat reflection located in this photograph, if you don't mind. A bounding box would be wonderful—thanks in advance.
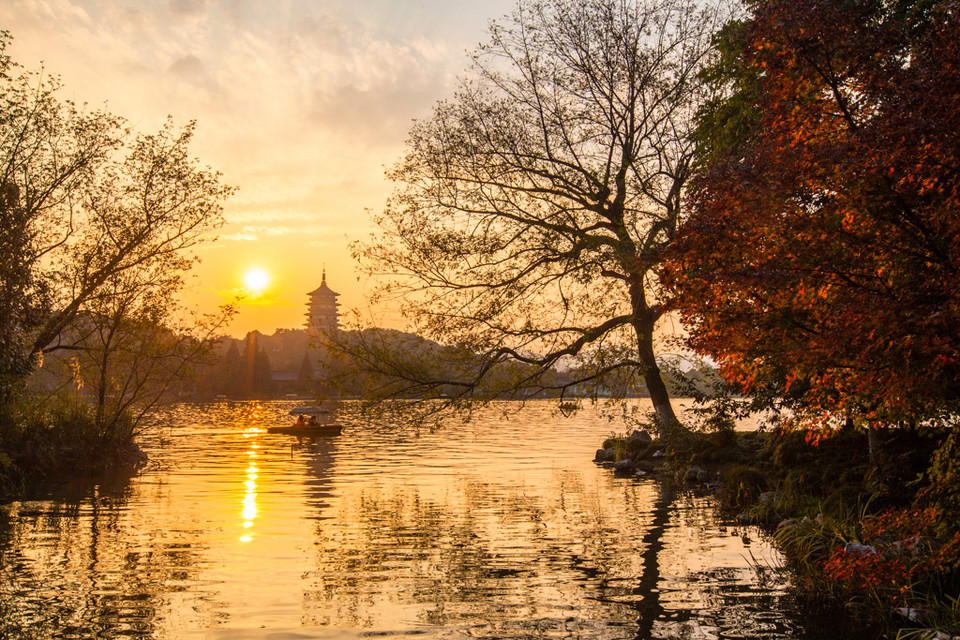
[298,436,338,516]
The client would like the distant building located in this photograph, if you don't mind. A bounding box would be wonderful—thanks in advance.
[306,270,340,334]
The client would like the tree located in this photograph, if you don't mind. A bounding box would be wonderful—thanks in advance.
[667,0,960,427]
[356,0,723,436]
[253,348,274,398]
[220,341,245,397]
[65,273,234,434]
[30,118,232,361]
[0,31,233,445]
[0,32,125,395]
[0,32,233,398]
[297,352,315,393]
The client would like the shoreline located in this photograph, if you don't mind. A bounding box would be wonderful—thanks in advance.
[595,426,960,640]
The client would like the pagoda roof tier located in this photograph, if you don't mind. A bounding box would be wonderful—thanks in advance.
[308,271,339,297]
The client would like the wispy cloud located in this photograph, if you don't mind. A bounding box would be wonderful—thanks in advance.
[221,232,259,242]
[0,0,515,334]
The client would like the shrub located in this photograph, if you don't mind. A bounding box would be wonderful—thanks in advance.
[0,391,141,496]
[918,430,960,534]
[720,464,767,508]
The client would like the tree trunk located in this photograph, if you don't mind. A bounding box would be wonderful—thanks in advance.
[633,318,683,440]
[868,424,879,464]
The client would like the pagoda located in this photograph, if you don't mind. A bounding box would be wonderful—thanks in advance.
[306,270,340,333]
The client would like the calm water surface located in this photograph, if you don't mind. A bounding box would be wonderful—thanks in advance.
[1,400,802,639]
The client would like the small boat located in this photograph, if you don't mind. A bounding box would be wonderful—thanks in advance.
[289,406,331,416]
[267,423,343,437]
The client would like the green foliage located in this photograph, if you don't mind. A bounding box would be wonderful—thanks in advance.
[774,502,868,570]
[692,18,762,165]
[0,389,140,496]
[721,463,767,507]
[894,594,960,640]
[918,430,960,534]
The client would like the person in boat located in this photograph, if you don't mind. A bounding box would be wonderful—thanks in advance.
[307,415,319,426]
[296,414,306,426]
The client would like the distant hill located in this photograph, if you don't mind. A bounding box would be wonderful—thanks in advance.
[188,327,723,402]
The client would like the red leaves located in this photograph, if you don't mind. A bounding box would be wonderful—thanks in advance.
[823,548,910,593]
[667,0,960,425]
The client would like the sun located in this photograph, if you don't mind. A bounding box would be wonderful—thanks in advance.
[243,267,270,294]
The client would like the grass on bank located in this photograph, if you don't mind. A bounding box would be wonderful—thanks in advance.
[0,391,143,498]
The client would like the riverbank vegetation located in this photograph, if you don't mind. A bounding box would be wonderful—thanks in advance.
[598,424,960,638]
[659,0,960,633]
[658,0,960,634]
[0,32,233,496]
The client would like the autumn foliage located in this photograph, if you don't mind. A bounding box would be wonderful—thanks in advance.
[822,548,910,597]
[816,507,960,606]
[667,0,960,426]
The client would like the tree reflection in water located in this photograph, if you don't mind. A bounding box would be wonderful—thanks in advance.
[0,401,803,639]
[0,481,224,639]
[298,463,795,639]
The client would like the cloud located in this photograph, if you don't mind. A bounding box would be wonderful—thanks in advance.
[221,232,259,242]
[0,0,515,334]
[168,54,214,86]
[165,0,215,21]
[240,225,299,236]
[228,211,319,223]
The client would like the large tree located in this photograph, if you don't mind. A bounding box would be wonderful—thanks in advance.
[0,32,124,394]
[668,0,960,427]
[0,32,233,412]
[356,0,723,435]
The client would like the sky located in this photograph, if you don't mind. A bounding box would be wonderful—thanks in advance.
[0,0,516,336]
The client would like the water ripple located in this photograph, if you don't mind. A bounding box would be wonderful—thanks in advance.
[1,400,804,639]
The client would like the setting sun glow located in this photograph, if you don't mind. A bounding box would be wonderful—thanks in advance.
[243,268,270,294]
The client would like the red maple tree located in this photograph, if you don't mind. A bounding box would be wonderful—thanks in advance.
[668,0,960,427]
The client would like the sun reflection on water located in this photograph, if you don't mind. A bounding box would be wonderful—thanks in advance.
[240,429,260,543]
[0,400,800,640]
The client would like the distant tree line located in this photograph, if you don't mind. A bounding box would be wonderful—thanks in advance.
[189,327,722,401]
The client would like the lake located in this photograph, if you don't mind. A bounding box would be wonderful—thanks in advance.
[1,400,814,639]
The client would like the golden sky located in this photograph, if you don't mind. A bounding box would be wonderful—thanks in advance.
[1,0,514,336]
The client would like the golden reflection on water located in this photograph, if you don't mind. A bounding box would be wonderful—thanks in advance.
[0,400,806,640]
[240,428,260,542]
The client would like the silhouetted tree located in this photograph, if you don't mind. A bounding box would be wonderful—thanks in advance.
[356,0,724,436]
[253,348,274,398]
[220,342,244,397]
[0,32,233,400]
[297,352,315,393]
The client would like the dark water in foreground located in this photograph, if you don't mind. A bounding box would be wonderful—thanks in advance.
[1,400,811,639]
